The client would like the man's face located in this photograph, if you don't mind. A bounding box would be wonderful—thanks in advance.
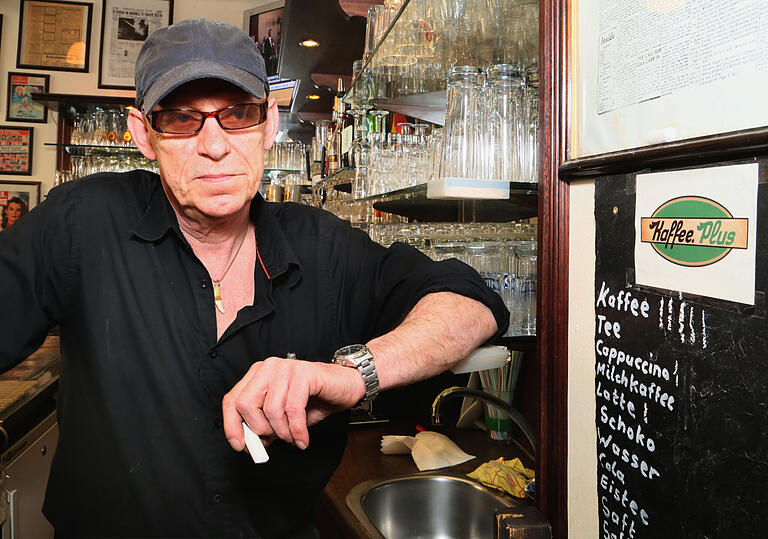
[140,79,276,223]
[6,202,22,225]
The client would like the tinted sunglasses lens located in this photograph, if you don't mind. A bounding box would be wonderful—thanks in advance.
[219,103,268,129]
[153,110,204,134]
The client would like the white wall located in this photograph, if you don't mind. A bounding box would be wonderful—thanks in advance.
[0,0,272,200]
[568,179,599,537]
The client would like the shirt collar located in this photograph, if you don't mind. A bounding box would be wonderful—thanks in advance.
[131,178,302,288]
[130,177,180,243]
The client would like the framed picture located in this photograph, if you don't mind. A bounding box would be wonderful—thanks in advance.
[246,2,284,78]
[6,72,50,123]
[17,0,93,72]
[0,127,34,175]
[0,180,41,231]
[98,0,174,89]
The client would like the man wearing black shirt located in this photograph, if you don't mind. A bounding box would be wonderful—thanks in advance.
[0,18,508,538]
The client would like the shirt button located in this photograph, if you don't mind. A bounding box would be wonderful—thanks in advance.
[215,418,223,428]
[212,493,223,504]
[199,280,208,289]
[208,349,217,359]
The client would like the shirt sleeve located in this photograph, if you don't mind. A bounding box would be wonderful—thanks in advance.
[0,184,80,368]
[322,218,510,344]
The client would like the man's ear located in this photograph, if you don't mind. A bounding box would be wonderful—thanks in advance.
[263,98,279,151]
[127,107,157,161]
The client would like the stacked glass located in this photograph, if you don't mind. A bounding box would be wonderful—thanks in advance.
[430,63,539,184]
[365,124,434,197]
[369,221,537,336]
[355,0,539,101]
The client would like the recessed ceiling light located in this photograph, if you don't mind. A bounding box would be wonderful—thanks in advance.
[307,94,320,100]
[299,39,320,48]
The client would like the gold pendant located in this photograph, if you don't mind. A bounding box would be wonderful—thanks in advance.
[213,281,225,314]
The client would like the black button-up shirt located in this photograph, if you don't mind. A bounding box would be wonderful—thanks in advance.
[0,170,508,538]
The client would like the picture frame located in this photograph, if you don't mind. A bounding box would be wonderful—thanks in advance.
[6,72,50,123]
[0,127,34,176]
[0,180,41,231]
[98,0,174,89]
[245,1,284,78]
[17,0,93,72]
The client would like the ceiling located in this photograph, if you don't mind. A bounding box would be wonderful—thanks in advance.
[278,0,380,133]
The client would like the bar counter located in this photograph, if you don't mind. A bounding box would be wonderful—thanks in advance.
[315,416,535,538]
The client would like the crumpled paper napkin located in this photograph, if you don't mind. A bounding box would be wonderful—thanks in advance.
[380,431,475,471]
[467,457,534,498]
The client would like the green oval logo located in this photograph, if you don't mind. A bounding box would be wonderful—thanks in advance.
[640,196,748,267]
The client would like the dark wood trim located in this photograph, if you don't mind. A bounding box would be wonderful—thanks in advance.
[537,0,570,537]
[561,126,768,180]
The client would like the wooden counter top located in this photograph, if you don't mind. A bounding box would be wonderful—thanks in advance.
[315,418,535,538]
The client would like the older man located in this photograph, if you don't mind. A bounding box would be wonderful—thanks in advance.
[0,18,507,538]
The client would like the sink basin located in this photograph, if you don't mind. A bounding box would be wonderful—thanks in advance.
[346,473,517,538]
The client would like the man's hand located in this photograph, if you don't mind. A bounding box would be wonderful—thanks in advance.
[222,356,365,451]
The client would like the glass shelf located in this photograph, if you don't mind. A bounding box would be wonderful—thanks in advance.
[313,168,356,193]
[44,143,142,157]
[348,182,537,222]
[263,168,305,178]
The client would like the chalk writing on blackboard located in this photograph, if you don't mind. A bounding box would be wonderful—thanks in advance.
[595,280,708,538]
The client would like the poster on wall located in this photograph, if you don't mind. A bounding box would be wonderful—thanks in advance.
[6,72,50,123]
[98,0,174,89]
[0,180,41,231]
[17,0,93,72]
[571,0,768,158]
[247,2,284,78]
[0,127,34,175]
[634,163,758,305]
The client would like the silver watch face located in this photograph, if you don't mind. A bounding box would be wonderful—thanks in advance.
[335,344,368,361]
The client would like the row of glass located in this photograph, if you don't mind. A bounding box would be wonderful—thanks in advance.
[55,153,158,186]
[263,141,308,175]
[349,0,539,103]
[70,107,132,147]
[440,64,538,185]
[369,221,537,336]
[343,63,540,200]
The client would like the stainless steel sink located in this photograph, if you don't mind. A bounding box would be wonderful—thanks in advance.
[346,473,518,538]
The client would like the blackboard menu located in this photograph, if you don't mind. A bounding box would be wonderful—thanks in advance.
[594,169,768,538]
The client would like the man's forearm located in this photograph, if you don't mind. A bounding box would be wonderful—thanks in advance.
[366,291,499,390]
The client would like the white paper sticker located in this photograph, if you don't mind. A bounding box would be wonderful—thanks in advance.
[634,163,758,305]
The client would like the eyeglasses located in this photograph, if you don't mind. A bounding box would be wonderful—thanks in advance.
[147,102,269,134]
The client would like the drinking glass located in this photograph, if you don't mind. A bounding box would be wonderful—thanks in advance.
[437,66,485,182]
[486,64,525,182]
[511,241,537,336]
[464,241,505,297]
[518,68,539,183]
[364,5,384,62]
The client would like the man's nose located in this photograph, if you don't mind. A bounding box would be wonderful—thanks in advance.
[196,116,231,159]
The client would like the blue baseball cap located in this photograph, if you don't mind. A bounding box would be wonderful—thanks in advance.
[135,18,270,113]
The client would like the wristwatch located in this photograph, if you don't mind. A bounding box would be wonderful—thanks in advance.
[332,344,380,406]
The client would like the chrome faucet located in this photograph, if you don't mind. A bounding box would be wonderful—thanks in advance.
[431,386,536,455]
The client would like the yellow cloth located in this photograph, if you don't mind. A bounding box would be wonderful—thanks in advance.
[467,457,534,498]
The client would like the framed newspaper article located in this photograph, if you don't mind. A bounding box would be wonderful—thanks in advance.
[570,0,768,159]
[6,72,50,123]
[98,0,174,89]
[17,0,93,72]
[0,180,41,231]
[0,127,34,175]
